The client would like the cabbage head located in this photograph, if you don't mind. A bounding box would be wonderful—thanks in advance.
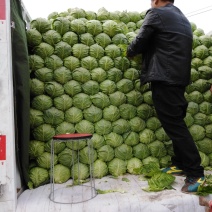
[104,132,123,148]
[53,94,72,112]
[72,67,91,83]
[86,20,102,36]
[35,67,53,82]
[93,159,108,178]
[26,28,42,47]
[127,158,143,175]
[123,131,139,146]
[43,107,64,126]
[112,119,130,134]
[100,80,116,94]
[30,109,44,129]
[142,156,160,166]
[194,112,207,126]
[199,101,212,115]
[52,17,70,35]
[95,33,111,48]
[155,127,170,141]
[99,56,114,71]
[79,146,97,164]
[30,18,51,33]
[34,42,54,59]
[107,68,123,82]
[115,144,133,160]
[43,29,61,46]
[73,93,92,110]
[95,119,112,135]
[102,20,121,37]
[64,80,82,97]
[30,78,44,96]
[29,140,45,159]
[148,141,167,158]
[54,41,72,59]
[66,139,87,151]
[45,81,64,98]
[82,80,99,95]
[108,158,127,177]
[189,125,205,141]
[53,67,72,85]
[129,117,146,132]
[53,164,71,183]
[69,19,86,35]
[28,167,49,188]
[90,68,107,83]
[197,138,212,154]
[58,148,77,168]
[193,45,209,60]
[97,145,114,162]
[89,44,105,60]
[126,90,143,106]
[119,104,137,120]
[37,152,57,169]
[71,163,89,180]
[89,134,105,149]
[137,103,153,120]
[133,143,150,160]
[109,91,126,107]
[31,94,53,111]
[187,102,199,115]
[45,139,66,154]
[103,105,120,122]
[205,124,212,139]
[90,92,110,109]
[139,129,156,144]
[75,120,95,134]
[33,124,55,142]
[146,117,161,131]
[117,79,134,93]
[65,107,83,124]
[29,55,44,71]
[72,43,89,59]
[83,105,102,123]
[199,151,210,168]
[159,155,171,168]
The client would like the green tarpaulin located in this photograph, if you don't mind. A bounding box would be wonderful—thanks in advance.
[11,0,30,186]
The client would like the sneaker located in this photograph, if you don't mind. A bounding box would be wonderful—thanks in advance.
[162,166,184,176]
[181,176,205,193]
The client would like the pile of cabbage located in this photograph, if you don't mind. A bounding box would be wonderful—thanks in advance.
[27,7,212,189]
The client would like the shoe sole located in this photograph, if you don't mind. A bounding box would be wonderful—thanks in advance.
[172,173,185,177]
[181,190,197,194]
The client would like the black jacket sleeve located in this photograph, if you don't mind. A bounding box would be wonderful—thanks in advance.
[127,9,158,57]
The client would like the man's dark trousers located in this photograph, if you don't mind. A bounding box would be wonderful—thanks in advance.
[151,81,204,178]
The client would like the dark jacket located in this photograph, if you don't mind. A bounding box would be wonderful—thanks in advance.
[127,3,193,86]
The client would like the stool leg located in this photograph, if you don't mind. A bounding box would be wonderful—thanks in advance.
[88,139,95,197]
[50,139,55,201]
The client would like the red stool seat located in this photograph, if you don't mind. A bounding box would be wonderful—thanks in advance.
[53,133,92,140]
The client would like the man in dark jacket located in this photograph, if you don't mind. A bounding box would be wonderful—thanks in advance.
[127,0,205,193]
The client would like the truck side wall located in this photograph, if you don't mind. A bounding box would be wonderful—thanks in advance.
[0,0,17,211]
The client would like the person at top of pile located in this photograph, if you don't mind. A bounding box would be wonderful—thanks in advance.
[127,0,205,193]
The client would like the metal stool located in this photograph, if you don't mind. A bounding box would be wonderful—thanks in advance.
[49,133,97,204]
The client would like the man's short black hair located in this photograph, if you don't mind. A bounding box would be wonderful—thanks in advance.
[162,0,174,3]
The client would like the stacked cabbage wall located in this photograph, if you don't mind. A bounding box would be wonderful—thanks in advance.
[27,7,212,188]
